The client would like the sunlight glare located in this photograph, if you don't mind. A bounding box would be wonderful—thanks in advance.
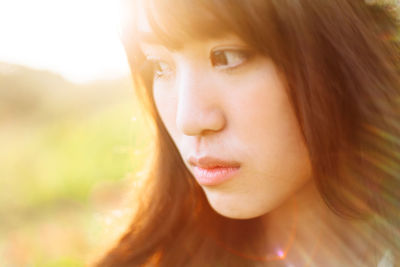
[0,0,131,83]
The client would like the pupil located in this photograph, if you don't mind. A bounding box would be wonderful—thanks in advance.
[212,51,227,66]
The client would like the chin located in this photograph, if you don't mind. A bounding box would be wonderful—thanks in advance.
[204,191,270,220]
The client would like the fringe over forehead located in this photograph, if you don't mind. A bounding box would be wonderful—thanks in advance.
[142,0,283,61]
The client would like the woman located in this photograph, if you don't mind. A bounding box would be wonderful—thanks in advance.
[97,0,400,266]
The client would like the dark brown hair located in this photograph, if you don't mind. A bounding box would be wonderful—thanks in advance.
[96,0,400,266]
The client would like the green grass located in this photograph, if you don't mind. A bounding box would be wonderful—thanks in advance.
[0,99,152,266]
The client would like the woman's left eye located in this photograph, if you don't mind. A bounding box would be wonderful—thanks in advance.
[210,49,251,70]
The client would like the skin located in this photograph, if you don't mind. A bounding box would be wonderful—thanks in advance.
[137,7,379,266]
[139,32,313,220]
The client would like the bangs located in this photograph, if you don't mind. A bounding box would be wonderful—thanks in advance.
[143,0,229,49]
[143,0,281,56]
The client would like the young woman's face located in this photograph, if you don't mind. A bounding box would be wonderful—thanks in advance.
[138,10,313,219]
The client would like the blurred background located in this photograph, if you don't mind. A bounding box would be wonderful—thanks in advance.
[0,0,152,266]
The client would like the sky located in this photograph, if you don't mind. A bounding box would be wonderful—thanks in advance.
[0,0,131,83]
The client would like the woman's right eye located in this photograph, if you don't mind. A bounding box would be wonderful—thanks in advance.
[148,59,174,80]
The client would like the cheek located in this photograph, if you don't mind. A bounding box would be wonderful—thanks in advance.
[205,65,312,218]
[228,66,302,153]
[242,92,306,167]
[239,68,309,176]
[233,62,303,156]
[153,86,179,139]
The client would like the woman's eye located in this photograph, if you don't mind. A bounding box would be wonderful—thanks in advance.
[154,61,173,79]
[210,49,251,70]
[145,58,174,79]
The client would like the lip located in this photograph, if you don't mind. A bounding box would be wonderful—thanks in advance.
[188,156,241,186]
[188,156,241,169]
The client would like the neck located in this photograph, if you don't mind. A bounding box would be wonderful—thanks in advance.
[261,180,379,266]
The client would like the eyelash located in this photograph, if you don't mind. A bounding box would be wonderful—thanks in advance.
[144,48,253,80]
[210,49,253,71]
[142,55,173,81]
[149,59,174,80]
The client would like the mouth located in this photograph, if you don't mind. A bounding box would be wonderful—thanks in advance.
[188,156,241,186]
[192,166,240,186]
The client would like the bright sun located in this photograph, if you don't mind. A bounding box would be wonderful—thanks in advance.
[0,0,130,83]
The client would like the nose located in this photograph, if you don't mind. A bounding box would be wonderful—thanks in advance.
[175,67,226,136]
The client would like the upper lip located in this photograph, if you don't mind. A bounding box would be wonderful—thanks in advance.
[188,155,241,169]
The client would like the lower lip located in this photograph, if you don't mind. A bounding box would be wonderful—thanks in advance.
[192,166,240,186]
